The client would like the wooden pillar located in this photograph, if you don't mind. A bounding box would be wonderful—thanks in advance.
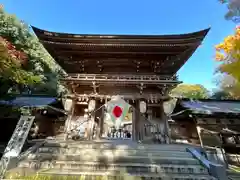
[87,99,96,140]
[87,114,93,140]
[132,100,140,141]
[138,112,145,142]
[160,101,170,144]
[132,105,136,141]
[89,115,95,140]
[95,101,102,140]
[86,104,91,140]
[101,97,108,137]
[99,104,105,137]
[196,125,204,148]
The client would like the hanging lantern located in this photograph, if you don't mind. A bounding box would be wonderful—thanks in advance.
[64,98,73,112]
[163,98,177,116]
[139,101,147,113]
[88,99,96,112]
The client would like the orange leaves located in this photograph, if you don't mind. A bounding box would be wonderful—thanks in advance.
[0,37,41,85]
[0,36,27,67]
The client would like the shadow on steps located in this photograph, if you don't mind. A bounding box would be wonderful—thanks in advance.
[5,139,217,180]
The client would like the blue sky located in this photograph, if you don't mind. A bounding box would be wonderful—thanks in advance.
[1,0,236,90]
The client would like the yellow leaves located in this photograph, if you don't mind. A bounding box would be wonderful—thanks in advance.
[215,52,225,61]
[215,43,224,51]
[215,27,240,62]
[215,26,240,99]
[170,84,209,99]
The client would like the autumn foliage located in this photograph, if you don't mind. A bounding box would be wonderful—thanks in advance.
[215,26,240,62]
[215,26,240,98]
[170,84,209,99]
[0,37,27,66]
[0,36,40,85]
[0,4,66,96]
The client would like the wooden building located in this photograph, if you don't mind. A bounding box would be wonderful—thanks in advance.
[171,98,240,149]
[0,95,66,156]
[32,26,210,142]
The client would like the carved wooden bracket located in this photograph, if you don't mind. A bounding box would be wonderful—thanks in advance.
[91,81,99,94]
[97,60,103,72]
[137,83,146,95]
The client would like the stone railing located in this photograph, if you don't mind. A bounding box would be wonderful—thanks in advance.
[187,147,228,180]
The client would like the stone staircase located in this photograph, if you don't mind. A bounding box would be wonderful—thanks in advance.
[6,140,217,180]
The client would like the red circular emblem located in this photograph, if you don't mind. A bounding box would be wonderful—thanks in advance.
[112,106,123,118]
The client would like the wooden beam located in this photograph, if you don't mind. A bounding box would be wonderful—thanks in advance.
[65,93,169,101]
[46,49,183,55]
[41,40,200,48]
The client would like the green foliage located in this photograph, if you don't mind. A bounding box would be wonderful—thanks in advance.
[0,37,41,85]
[170,84,209,99]
[0,7,67,96]
[211,90,233,100]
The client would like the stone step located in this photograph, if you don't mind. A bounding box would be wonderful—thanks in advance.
[228,171,240,180]
[39,169,216,180]
[43,140,194,151]
[229,176,240,180]
[19,161,209,174]
[36,147,192,158]
[25,153,200,165]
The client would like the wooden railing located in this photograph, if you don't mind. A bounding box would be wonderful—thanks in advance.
[107,127,132,139]
[137,114,169,144]
[141,124,168,143]
[199,128,240,169]
[64,73,180,85]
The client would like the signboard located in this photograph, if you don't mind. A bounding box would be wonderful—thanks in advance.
[3,115,35,158]
[0,115,35,178]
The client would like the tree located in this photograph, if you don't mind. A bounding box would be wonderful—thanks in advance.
[0,36,41,96]
[211,90,232,100]
[215,26,240,98]
[219,0,240,23]
[0,6,67,96]
[170,84,209,99]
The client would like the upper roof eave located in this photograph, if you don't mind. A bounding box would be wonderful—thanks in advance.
[31,26,210,41]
